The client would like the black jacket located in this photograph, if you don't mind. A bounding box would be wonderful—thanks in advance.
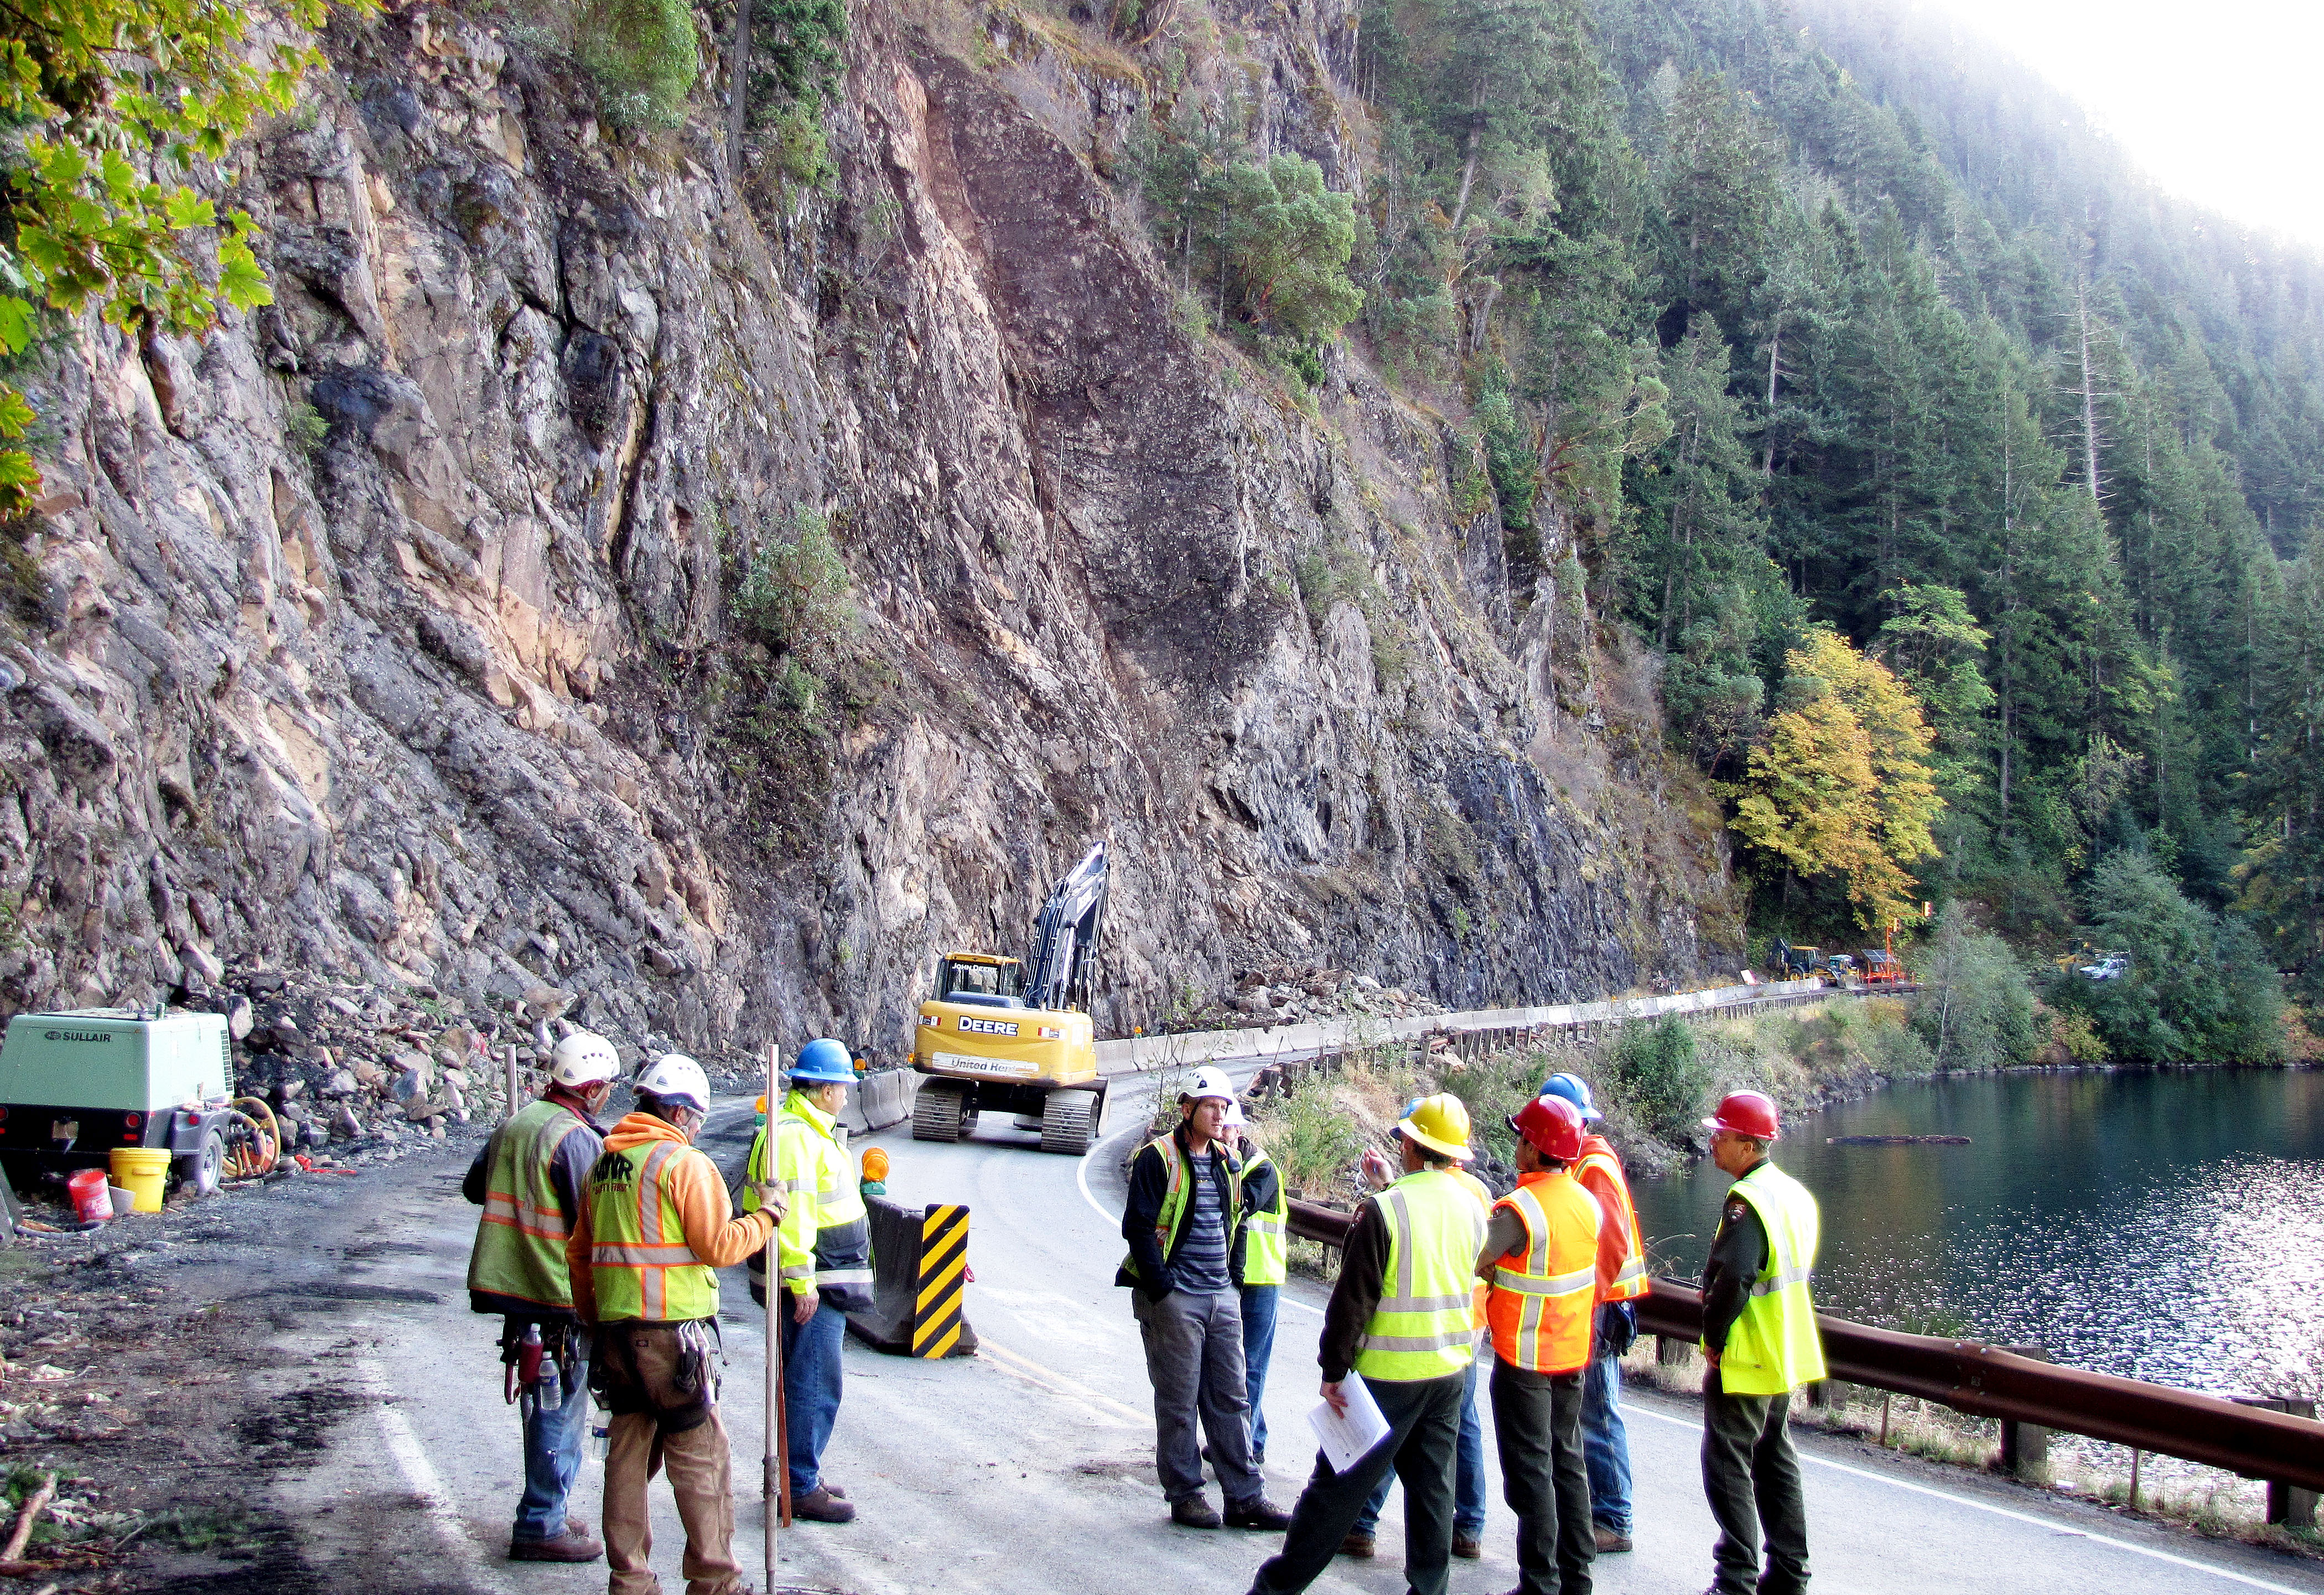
[1116,1123,1244,1299]
[1700,1160,1773,1353]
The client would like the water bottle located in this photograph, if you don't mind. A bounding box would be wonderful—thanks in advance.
[517,1322,545,1388]
[590,1423,610,1461]
[536,1355,561,1411]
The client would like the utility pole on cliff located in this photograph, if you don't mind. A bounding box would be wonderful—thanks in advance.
[727,0,751,183]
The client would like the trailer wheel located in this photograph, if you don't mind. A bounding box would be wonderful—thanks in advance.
[912,1080,970,1142]
[1039,1090,1098,1156]
[174,1125,226,1197]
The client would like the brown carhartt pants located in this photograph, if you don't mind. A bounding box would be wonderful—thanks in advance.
[600,1327,745,1595]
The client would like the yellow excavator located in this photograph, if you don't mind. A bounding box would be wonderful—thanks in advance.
[911,841,1109,1155]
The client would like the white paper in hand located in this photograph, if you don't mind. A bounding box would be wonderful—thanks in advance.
[1308,1377,1392,1474]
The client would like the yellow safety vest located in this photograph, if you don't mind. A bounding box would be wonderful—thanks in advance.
[1118,1133,1243,1285]
[469,1099,594,1310]
[584,1140,720,1323]
[1711,1161,1828,1396]
[1239,1147,1288,1289]
[1575,1142,1649,1302]
[745,1091,874,1309]
[1355,1168,1486,1383]
[1486,1170,1601,1373]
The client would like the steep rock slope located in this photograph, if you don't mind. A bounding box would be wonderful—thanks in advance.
[0,0,1739,1059]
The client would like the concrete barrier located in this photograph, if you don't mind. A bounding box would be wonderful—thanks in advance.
[847,1068,920,1133]
[1094,978,1830,1076]
[843,1192,977,1359]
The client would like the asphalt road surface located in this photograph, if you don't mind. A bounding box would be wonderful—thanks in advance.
[229,1074,2324,1595]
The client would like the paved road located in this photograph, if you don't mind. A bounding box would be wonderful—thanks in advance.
[251,1078,2324,1595]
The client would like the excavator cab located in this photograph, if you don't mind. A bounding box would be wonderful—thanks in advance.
[911,843,1110,1155]
[936,954,1025,1008]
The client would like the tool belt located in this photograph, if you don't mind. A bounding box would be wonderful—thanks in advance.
[588,1319,721,1435]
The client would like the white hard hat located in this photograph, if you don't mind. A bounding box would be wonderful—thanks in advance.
[1222,1099,1247,1128]
[1180,1066,1235,1104]
[636,1052,711,1113]
[551,1030,622,1089]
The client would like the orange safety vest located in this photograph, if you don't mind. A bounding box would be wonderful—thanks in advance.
[1575,1136,1648,1303]
[1486,1170,1601,1374]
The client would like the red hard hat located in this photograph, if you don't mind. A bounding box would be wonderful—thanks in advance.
[1509,1095,1586,1163]
[1703,1090,1781,1141]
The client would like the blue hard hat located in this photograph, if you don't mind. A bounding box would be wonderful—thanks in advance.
[1538,1072,1602,1123]
[791,1037,855,1084]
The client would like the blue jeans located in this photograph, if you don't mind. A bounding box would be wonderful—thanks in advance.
[781,1297,848,1497]
[1241,1284,1280,1457]
[513,1349,592,1542]
[1355,1353,1486,1539]
[1583,1347,1633,1532]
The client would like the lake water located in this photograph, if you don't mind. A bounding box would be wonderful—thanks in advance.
[1628,1067,2324,1396]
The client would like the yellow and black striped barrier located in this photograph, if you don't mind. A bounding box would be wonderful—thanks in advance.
[844,1193,979,1358]
[912,1204,970,1358]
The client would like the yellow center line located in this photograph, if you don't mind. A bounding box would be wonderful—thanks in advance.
[977,1336,1149,1427]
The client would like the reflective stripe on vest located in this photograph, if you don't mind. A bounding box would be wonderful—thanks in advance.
[585,1140,720,1323]
[468,1099,592,1309]
[1712,1162,1827,1395]
[748,1093,875,1307]
[1118,1134,1242,1285]
[1485,1171,1600,1374]
[1239,1149,1289,1288]
[1355,1169,1486,1381]
[1575,1145,1649,1302]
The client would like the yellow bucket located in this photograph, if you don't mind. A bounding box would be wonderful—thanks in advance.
[110,1147,170,1214]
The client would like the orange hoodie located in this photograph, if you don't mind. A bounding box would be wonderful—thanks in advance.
[567,1112,776,1323]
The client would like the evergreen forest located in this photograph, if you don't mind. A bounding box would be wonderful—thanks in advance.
[1129,0,2321,1059]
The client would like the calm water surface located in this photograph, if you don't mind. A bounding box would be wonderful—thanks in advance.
[1629,1068,2324,1394]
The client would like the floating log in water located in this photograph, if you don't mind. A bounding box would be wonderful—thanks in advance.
[1826,1134,1972,1146]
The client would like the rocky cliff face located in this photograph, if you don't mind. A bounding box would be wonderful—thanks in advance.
[0,0,1741,1064]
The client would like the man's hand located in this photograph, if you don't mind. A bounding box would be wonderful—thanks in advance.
[792,1287,818,1326]
[1319,1379,1349,1418]
[753,1182,789,1221]
[1703,1348,1721,1370]
[1360,1147,1395,1191]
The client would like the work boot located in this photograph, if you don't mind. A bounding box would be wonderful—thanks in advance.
[1171,1495,1223,1529]
[1339,1531,1376,1558]
[1224,1496,1292,1530]
[792,1486,856,1524]
[1452,1531,1482,1558]
[1594,1524,1633,1553]
[510,1528,603,1563]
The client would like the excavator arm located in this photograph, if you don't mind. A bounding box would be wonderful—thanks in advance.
[1021,841,1108,1013]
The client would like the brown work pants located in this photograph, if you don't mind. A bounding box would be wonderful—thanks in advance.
[601,1327,744,1595]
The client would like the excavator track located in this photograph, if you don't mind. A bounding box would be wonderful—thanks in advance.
[1039,1088,1099,1156]
[912,1079,972,1142]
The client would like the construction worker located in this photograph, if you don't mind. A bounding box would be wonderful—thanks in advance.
[1697,1090,1825,1595]
[1226,1102,1285,1464]
[569,1053,781,1595]
[462,1030,622,1562]
[1480,1095,1601,1595]
[1119,1066,1291,1531]
[1542,1070,1648,1554]
[1244,1094,1486,1595]
[741,1038,874,1525]
[1345,1099,1492,1562]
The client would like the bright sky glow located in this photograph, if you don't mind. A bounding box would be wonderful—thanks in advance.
[1917,0,2324,251]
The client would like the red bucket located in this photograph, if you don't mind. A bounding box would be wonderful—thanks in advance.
[68,1167,111,1223]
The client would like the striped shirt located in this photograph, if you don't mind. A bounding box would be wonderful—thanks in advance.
[1170,1149,1232,1294]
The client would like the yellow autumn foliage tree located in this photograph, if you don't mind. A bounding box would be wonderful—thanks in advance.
[1728,628,1941,929]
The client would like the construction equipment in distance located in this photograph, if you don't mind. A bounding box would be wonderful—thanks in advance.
[0,1010,244,1195]
[911,841,1109,1156]
[1859,923,1909,989]
[1771,938,1828,985]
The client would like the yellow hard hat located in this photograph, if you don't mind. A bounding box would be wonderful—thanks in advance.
[1395,1093,1474,1162]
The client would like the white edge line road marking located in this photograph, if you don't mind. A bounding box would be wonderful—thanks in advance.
[374,1381,515,1595]
[1627,1400,2314,1594]
[1077,1130,1326,1318]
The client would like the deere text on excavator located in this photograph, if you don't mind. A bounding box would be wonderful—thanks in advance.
[910,842,1110,1155]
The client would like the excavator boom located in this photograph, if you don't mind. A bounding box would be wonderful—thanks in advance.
[1022,841,1108,1013]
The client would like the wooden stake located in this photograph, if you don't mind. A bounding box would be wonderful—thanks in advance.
[505,1044,521,1125]
[763,1042,783,1591]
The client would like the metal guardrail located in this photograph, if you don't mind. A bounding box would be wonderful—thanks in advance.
[1283,1198,2324,1495]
